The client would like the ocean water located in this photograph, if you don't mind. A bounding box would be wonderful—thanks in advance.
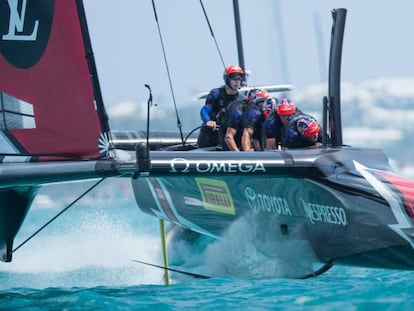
[0,180,413,310]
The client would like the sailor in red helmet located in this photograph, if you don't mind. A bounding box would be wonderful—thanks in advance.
[197,65,245,149]
[265,98,302,150]
[241,89,277,151]
[282,113,322,149]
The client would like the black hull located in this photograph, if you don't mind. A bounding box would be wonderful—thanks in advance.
[132,146,414,273]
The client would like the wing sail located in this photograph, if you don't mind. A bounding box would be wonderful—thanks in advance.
[0,0,108,161]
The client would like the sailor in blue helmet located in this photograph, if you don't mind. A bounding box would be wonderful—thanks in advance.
[197,65,245,149]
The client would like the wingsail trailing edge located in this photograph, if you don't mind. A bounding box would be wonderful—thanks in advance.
[1,1,414,279]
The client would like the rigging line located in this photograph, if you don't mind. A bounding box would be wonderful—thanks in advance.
[132,259,211,279]
[11,178,106,255]
[199,0,226,69]
[184,125,203,144]
[150,0,184,146]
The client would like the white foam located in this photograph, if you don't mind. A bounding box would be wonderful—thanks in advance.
[0,202,166,288]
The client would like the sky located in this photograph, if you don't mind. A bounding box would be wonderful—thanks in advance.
[83,0,414,113]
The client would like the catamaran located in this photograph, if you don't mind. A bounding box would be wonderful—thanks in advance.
[1,1,414,279]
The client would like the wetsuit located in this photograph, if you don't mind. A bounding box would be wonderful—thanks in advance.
[264,107,303,149]
[242,99,269,150]
[218,98,247,151]
[197,86,243,148]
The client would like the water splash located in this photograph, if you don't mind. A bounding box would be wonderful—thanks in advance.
[0,181,167,289]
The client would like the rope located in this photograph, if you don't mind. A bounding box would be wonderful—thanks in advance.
[11,178,106,254]
[150,0,184,146]
[199,0,226,69]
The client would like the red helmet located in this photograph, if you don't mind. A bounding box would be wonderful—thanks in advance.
[246,88,269,103]
[223,65,244,86]
[297,115,320,138]
[225,65,244,76]
[277,99,296,115]
[303,121,320,138]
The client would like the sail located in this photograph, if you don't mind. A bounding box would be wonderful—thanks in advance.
[0,0,107,161]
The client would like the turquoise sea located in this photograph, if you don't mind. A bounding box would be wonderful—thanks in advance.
[0,180,413,310]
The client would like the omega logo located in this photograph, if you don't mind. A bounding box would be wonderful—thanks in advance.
[169,158,190,173]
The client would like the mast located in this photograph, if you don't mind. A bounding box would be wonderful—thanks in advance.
[232,0,245,71]
[328,8,346,147]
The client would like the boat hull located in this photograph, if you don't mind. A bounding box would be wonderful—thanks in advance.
[131,147,414,272]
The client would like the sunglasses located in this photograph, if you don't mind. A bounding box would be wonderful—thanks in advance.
[229,75,243,82]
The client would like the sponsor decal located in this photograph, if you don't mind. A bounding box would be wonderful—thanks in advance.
[0,91,35,130]
[1,0,54,68]
[355,161,414,248]
[170,158,266,174]
[169,158,190,173]
[377,171,414,220]
[244,187,292,215]
[196,178,235,215]
[301,198,347,226]
[3,0,39,41]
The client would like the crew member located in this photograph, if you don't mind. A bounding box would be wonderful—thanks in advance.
[282,114,321,149]
[197,65,245,149]
[221,88,265,151]
[241,89,277,151]
[265,99,301,150]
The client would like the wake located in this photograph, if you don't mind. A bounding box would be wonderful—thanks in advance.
[168,215,322,280]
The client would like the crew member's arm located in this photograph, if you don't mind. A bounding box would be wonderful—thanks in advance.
[242,128,254,151]
[200,105,218,130]
[225,127,239,151]
[265,138,276,150]
[241,107,260,152]
[201,89,222,131]
[264,116,277,150]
